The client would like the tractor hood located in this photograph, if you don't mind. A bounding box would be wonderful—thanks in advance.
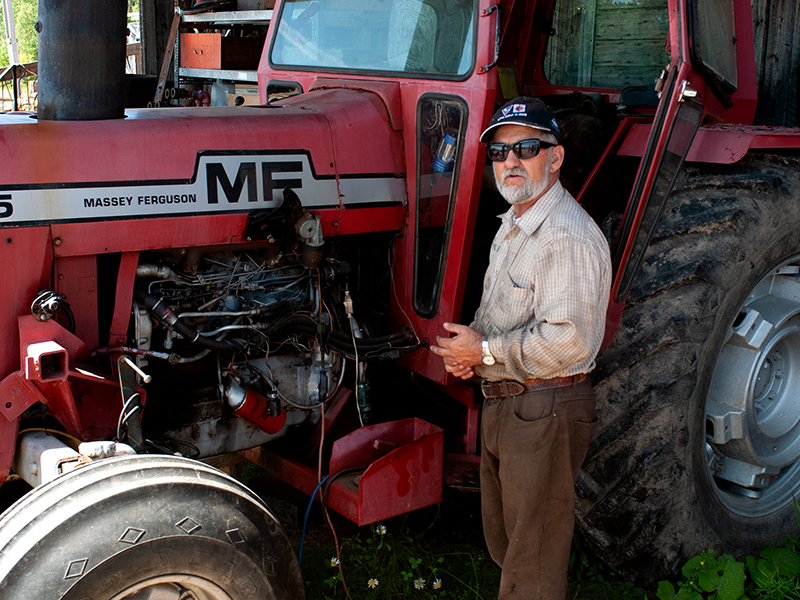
[0,87,406,228]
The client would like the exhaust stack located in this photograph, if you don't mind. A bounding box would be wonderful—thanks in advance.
[37,0,127,120]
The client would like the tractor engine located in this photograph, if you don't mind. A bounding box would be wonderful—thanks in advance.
[114,205,417,458]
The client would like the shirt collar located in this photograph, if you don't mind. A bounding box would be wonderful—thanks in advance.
[499,180,566,235]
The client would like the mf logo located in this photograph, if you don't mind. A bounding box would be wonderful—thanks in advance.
[206,159,304,204]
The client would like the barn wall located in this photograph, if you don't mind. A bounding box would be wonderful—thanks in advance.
[140,0,177,77]
[545,0,669,90]
[752,0,800,126]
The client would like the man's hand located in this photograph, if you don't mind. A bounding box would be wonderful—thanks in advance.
[430,322,484,380]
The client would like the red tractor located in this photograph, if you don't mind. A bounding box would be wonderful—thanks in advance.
[1,0,799,596]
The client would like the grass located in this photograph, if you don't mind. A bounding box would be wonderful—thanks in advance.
[244,468,654,600]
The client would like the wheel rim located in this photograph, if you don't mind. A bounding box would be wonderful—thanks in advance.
[706,256,800,516]
[108,575,232,600]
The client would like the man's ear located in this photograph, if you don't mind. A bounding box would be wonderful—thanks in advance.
[550,145,565,173]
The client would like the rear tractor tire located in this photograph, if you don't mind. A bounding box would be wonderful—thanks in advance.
[579,154,800,582]
[0,454,305,600]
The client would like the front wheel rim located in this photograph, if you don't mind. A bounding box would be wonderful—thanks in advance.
[109,575,233,600]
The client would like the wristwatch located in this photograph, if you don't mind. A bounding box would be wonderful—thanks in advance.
[481,339,496,366]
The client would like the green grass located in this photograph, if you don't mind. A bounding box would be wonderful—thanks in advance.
[243,463,652,600]
[293,505,652,600]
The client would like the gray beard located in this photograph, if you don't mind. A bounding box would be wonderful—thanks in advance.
[495,157,552,205]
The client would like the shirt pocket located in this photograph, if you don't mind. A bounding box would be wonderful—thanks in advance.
[488,271,534,330]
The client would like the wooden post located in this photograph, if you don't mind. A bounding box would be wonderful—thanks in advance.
[154,12,180,103]
[577,0,597,87]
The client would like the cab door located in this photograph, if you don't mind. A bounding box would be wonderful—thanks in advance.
[606,0,741,336]
[605,65,704,338]
[392,0,501,384]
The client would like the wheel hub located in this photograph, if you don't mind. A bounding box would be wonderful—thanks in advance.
[110,576,232,600]
[706,259,800,515]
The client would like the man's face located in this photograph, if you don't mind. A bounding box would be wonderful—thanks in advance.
[491,125,558,206]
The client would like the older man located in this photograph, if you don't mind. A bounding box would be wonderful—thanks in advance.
[431,97,611,600]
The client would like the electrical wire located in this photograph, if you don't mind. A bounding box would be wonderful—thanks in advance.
[17,427,82,447]
[298,474,329,565]
[319,466,367,600]
[116,393,142,442]
[324,503,353,600]
[349,312,363,428]
[247,359,344,411]
[388,240,419,340]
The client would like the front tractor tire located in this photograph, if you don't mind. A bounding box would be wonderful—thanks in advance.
[580,154,800,582]
[0,454,305,600]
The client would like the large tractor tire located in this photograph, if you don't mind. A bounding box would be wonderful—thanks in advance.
[0,454,305,600]
[579,154,800,583]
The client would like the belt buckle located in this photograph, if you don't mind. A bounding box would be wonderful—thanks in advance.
[481,379,525,400]
[481,379,498,400]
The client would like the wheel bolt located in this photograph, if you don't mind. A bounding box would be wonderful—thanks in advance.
[774,351,782,361]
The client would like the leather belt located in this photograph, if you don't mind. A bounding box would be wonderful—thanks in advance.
[481,374,586,400]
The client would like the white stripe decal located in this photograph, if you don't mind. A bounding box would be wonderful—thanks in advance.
[0,154,405,225]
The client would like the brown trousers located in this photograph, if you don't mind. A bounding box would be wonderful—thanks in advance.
[480,377,597,600]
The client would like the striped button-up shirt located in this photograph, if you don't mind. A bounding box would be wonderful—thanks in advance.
[471,180,611,382]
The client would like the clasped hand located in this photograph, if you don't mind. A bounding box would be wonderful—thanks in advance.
[430,322,484,380]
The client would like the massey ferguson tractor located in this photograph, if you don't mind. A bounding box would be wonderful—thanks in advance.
[1,0,799,596]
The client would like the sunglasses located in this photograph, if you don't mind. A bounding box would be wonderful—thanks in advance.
[485,138,557,162]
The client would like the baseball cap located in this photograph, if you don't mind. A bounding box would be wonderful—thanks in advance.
[479,97,562,144]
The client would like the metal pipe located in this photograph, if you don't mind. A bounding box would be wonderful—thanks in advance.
[37,0,127,120]
[11,65,18,111]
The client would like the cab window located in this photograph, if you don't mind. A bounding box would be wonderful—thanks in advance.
[544,0,670,89]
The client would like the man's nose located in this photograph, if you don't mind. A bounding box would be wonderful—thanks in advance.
[503,149,522,167]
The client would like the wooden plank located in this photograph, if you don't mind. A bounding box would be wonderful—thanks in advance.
[154,12,180,103]
[594,39,669,66]
[754,0,800,126]
[596,7,669,40]
[544,0,580,85]
[590,65,666,88]
[140,0,158,74]
[0,61,37,82]
[790,1,800,126]
[597,0,667,9]
[577,0,598,87]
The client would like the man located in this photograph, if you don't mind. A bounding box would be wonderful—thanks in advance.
[431,97,611,600]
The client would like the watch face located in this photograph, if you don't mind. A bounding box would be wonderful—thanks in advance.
[481,340,495,365]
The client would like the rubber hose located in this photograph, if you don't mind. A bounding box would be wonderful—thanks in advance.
[134,290,244,352]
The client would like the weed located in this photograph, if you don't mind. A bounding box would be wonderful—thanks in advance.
[569,536,652,599]
[657,499,800,600]
[302,519,501,599]
[656,543,800,600]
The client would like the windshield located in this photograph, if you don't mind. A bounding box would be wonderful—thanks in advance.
[270,0,475,78]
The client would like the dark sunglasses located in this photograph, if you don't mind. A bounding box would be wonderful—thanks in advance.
[485,138,557,162]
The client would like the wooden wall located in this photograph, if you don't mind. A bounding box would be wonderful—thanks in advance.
[752,0,800,126]
[140,0,178,77]
[545,0,669,90]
